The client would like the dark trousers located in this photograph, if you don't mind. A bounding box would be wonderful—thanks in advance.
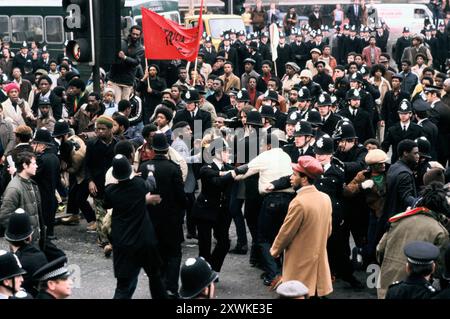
[229,182,247,247]
[41,199,57,236]
[66,177,96,222]
[197,209,232,273]
[244,194,263,265]
[327,219,353,279]
[257,192,293,279]
[113,248,167,299]
[185,192,197,236]
[153,219,183,294]
[343,197,369,249]
[365,212,379,264]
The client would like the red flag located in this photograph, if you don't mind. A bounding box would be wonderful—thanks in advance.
[141,3,203,62]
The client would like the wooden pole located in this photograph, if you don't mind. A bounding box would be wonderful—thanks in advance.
[193,57,199,86]
[145,55,151,89]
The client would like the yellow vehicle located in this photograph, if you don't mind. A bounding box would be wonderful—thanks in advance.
[184,14,245,49]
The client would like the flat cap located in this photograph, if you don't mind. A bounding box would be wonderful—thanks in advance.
[276,280,309,298]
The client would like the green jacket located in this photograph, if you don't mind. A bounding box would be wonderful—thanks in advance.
[0,175,42,241]
[376,208,449,299]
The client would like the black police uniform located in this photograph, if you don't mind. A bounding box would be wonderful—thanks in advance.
[428,95,450,166]
[33,256,70,299]
[193,161,234,273]
[382,122,423,163]
[386,241,440,299]
[386,276,437,299]
[394,35,412,67]
[339,107,375,144]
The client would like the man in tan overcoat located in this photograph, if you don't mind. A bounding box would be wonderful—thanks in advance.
[270,155,333,297]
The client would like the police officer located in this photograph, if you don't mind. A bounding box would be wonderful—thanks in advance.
[192,138,236,278]
[382,99,423,163]
[386,241,439,299]
[314,135,362,288]
[234,111,264,268]
[339,88,375,144]
[283,120,315,163]
[33,256,73,299]
[317,92,340,136]
[291,86,311,119]
[334,121,369,268]
[413,99,438,160]
[0,250,29,299]
[179,257,218,299]
[5,208,48,297]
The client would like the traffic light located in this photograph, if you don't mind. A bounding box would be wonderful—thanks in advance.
[96,0,124,66]
[63,0,95,64]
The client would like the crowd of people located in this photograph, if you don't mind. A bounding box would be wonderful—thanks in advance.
[1,0,450,300]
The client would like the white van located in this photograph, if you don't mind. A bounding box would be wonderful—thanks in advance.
[368,3,433,38]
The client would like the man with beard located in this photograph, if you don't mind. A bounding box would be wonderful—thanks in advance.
[313,61,334,92]
[241,58,259,90]
[107,25,144,103]
[138,64,167,125]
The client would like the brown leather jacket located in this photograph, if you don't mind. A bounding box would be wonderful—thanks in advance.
[343,170,386,218]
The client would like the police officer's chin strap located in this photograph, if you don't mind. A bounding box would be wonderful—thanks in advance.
[298,136,311,149]
[0,278,17,295]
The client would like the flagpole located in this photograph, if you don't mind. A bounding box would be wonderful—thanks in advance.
[145,56,152,90]
[193,58,198,87]
[192,0,204,87]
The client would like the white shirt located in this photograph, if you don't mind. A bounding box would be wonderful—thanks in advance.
[212,158,223,171]
[246,148,294,194]
[349,107,358,116]
[400,121,410,131]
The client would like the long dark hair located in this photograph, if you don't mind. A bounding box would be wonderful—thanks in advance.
[416,182,450,217]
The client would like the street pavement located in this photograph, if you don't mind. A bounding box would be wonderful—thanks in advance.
[0,218,377,299]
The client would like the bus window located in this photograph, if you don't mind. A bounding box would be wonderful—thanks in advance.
[45,16,64,44]
[11,16,44,43]
[0,16,10,42]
